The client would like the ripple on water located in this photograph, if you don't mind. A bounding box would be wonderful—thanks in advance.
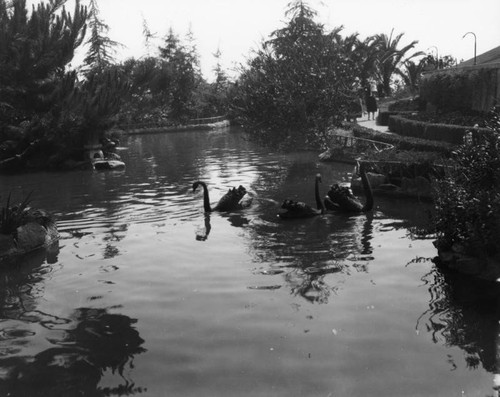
[2,129,488,396]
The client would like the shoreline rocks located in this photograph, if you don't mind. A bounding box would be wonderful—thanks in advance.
[0,208,59,264]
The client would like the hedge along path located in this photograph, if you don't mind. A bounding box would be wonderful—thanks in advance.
[388,115,490,145]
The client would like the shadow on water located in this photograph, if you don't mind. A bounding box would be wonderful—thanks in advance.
[195,212,251,241]
[0,251,146,397]
[2,127,498,394]
[419,260,500,389]
[243,205,376,303]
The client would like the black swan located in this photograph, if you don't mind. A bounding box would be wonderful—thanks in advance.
[324,161,373,213]
[192,181,251,212]
[279,174,325,219]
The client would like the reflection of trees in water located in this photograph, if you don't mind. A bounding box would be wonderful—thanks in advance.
[284,264,342,304]
[418,264,500,378]
[246,211,374,304]
[63,223,127,261]
[0,308,146,397]
[0,252,146,396]
[102,224,128,259]
[0,246,60,322]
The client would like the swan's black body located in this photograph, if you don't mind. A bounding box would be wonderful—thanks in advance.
[192,181,249,212]
[279,174,325,219]
[324,162,373,213]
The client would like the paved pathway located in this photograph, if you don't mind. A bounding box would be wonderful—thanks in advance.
[355,113,391,134]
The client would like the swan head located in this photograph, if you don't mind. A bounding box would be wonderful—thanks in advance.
[237,185,247,195]
[192,181,205,192]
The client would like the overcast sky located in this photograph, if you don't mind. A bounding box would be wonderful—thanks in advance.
[70,0,500,80]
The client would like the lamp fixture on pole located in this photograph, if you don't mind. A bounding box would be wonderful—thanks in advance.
[462,32,477,65]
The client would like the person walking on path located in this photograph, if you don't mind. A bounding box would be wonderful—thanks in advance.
[366,91,378,121]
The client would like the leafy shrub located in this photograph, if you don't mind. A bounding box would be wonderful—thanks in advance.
[387,97,424,111]
[0,192,32,235]
[350,122,454,153]
[420,69,479,112]
[232,2,357,149]
[433,111,500,257]
[388,115,489,144]
[405,110,487,127]
[376,111,414,126]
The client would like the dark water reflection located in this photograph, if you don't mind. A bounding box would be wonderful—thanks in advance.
[0,249,145,396]
[0,127,498,395]
[419,265,500,377]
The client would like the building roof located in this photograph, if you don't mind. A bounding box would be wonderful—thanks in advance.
[457,45,500,67]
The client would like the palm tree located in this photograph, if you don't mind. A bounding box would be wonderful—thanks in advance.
[396,59,426,96]
[374,29,424,96]
[356,36,381,89]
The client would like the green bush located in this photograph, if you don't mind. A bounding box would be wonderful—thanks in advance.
[0,192,32,235]
[377,111,414,126]
[388,115,490,144]
[387,97,425,112]
[433,111,500,258]
[231,2,357,149]
[420,69,479,112]
[350,122,453,153]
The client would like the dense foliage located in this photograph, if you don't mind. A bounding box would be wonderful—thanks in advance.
[0,0,125,170]
[82,0,119,74]
[116,30,232,126]
[0,192,32,235]
[232,1,358,149]
[395,55,456,97]
[420,69,478,112]
[374,29,423,97]
[0,0,435,170]
[433,111,500,258]
[405,110,487,128]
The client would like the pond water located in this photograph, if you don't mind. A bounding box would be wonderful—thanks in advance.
[0,127,499,396]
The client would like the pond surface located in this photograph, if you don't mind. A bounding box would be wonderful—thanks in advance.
[0,127,499,396]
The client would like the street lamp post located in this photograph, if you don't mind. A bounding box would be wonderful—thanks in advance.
[427,46,439,69]
[462,32,477,65]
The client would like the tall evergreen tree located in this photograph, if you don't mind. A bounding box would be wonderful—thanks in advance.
[158,27,201,121]
[0,0,128,170]
[0,0,87,116]
[141,15,157,56]
[233,0,357,148]
[204,46,229,115]
[212,47,228,90]
[82,0,120,74]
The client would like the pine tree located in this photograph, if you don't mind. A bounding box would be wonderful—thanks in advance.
[142,16,157,56]
[82,0,120,74]
[0,0,87,115]
[158,27,201,121]
[212,47,228,89]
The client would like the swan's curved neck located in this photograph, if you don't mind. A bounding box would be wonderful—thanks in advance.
[194,181,212,212]
[315,175,325,213]
[360,165,374,212]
